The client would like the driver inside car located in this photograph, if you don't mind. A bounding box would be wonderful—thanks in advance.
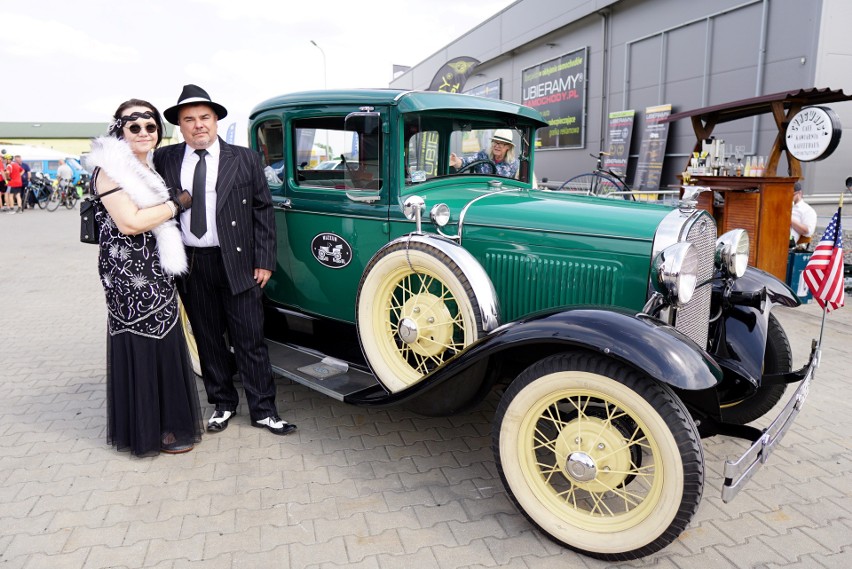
[450,129,519,178]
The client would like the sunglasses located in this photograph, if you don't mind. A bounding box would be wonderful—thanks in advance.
[125,122,158,134]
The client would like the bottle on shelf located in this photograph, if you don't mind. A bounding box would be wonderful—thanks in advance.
[744,156,752,177]
[755,155,766,177]
[734,157,744,177]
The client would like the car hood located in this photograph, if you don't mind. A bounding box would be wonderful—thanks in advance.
[412,184,672,242]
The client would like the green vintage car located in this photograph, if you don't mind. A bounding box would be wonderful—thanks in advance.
[246,89,819,560]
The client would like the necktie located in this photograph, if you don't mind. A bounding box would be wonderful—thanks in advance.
[190,149,208,238]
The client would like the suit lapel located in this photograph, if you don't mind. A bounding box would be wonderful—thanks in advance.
[162,142,186,189]
[216,138,237,214]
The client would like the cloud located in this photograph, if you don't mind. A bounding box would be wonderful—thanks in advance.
[0,14,137,62]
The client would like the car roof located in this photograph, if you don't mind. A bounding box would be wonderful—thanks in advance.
[250,89,547,127]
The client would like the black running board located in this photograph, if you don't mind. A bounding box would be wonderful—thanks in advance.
[266,339,380,401]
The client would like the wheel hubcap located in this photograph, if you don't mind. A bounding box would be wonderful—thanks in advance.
[397,292,454,357]
[565,452,597,482]
[398,318,418,344]
[554,416,633,492]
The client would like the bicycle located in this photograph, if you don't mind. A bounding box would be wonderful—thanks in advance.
[24,174,52,209]
[557,151,633,200]
[46,180,79,211]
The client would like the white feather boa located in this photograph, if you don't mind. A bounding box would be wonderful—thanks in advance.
[84,136,187,275]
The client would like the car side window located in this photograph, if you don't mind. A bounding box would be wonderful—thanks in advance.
[256,119,284,192]
[406,130,440,184]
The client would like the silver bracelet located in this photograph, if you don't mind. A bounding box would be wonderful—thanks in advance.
[165,200,178,218]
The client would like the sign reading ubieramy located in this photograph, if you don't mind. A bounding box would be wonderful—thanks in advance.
[522,47,587,149]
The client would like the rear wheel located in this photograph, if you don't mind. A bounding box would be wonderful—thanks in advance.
[65,190,78,209]
[559,173,631,199]
[494,352,703,560]
[179,300,202,377]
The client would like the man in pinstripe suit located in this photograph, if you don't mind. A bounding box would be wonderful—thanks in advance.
[155,84,296,436]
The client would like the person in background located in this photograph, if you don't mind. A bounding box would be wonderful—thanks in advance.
[5,154,24,214]
[0,156,8,212]
[790,181,817,246]
[55,158,74,189]
[84,98,202,456]
[449,129,519,178]
[154,84,297,436]
[16,156,32,209]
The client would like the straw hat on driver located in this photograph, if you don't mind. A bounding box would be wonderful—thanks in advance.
[491,129,515,146]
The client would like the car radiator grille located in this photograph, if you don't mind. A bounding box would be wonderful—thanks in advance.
[484,253,620,322]
[672,214,716,349]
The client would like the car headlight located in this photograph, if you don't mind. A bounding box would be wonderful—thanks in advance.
[430,203,451,227]
[651,242,698,306]
[715,229,750,278]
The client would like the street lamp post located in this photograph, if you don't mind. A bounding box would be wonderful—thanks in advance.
[310,40,330,162]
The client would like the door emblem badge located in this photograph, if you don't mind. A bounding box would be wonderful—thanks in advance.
[311,233,353,268]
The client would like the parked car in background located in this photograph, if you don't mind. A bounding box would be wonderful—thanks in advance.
[239,89,820,560]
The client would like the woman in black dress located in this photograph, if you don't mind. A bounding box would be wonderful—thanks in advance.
[85,99,201,456]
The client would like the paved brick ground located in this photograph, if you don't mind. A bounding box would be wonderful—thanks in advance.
[1,207,850,569]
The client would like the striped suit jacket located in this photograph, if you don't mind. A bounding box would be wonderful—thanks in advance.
[153,137,277,295]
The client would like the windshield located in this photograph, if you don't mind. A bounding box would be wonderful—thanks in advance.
[404,113,533,186]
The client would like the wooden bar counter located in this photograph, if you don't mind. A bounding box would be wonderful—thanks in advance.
[686,175,795,280]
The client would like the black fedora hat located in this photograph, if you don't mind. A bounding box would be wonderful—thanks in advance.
[163,84,228,125]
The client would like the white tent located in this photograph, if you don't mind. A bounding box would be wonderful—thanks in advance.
[1,143,79,161]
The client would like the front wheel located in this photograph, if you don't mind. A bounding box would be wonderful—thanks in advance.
[46,188,61,211]
[37,189,49,209]
[493,352,704,560]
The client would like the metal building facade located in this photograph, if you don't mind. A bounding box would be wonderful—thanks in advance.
[390,0,852,194]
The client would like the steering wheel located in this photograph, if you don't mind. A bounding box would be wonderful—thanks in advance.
[457,159,498,174]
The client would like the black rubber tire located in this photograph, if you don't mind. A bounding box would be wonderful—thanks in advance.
[558,173,631,200]
[46,188,61,211]
[493,351,704,561]
[720,313,792,424]
[37,189,49,209]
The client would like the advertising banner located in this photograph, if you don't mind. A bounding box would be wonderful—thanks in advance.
[464,78,501,99]
[428,57,480,93]
[521,47,587,149]
[634,104,672,192]
[602,110,635,177]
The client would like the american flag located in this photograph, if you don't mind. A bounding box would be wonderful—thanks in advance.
[802,208,845,311]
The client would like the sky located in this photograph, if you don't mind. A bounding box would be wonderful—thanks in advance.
[1,0,516,144]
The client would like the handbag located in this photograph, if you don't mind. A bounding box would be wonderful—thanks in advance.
[80,197,99,244]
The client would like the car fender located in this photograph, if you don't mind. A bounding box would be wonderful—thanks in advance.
[374,232,502,331]
[710,266,799,385]
[349,307,723,410]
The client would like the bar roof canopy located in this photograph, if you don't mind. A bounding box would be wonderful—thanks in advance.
[664,87,852,177]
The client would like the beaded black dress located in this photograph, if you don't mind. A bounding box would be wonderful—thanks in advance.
[93,174,202,457]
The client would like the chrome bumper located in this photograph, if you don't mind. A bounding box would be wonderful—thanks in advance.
[720,342,820,503]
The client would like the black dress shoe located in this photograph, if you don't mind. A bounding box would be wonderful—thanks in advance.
[252,415,297,436]
[207,409,235,433]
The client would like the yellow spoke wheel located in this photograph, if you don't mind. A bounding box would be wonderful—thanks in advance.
[494,352,703,560]
[357,241,484,393]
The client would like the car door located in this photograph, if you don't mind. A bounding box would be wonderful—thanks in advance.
[257,107,392,323]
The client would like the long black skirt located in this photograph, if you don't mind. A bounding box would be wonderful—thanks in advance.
[106,323,203,457]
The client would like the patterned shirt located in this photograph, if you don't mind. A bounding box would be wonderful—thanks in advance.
[460,150,519,178]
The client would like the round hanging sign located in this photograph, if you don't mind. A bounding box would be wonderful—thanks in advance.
[785,105,842,162]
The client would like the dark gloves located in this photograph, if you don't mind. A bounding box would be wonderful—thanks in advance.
[171,189,192,212]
